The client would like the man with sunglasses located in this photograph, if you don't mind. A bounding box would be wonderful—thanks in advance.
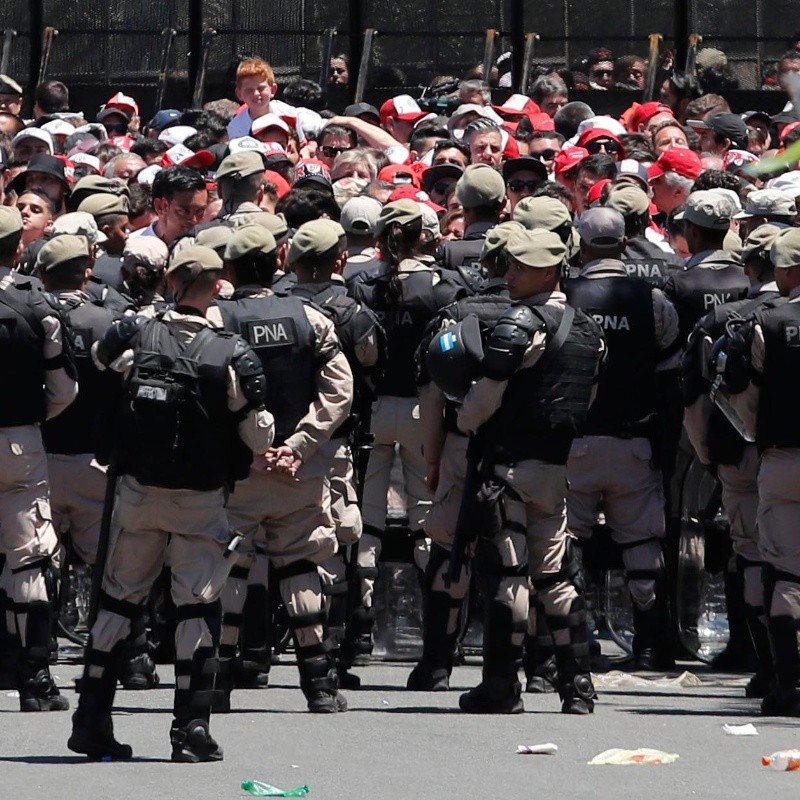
[503,157,548,213]
[317,125,357,170]
[526,132,563,178]
[586,48,616,90]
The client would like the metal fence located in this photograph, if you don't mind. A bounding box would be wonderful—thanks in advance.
[0,0,795,109]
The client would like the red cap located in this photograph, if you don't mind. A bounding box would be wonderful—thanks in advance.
[780,121,800,145]
[109,134,135,151]
[261,141,291,162]
[528,112,555,132]
[379,95,428,125]
[576,128,626,158]
[647,147,703,181]
[387,185,444,213]
[263,169,291,198]
[502,134,520,160]
[492,94,541,120]
[105,91,139,117]
[54,155,75,185]
[587,178,612,206]
[161,144,215,169]
[378,163,421,188]
[630,101,672,131]
[295,158,332,185]
[553,146,589,176]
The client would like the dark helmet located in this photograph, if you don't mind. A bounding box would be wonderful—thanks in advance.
[426,314,485,401]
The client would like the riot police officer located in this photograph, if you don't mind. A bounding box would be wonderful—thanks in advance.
[408,221,519,691]
[725,228,800,716]
[0,214,77,712]
[683,223,783,696]
[435,164,507,290]
[347,199,465,676]
[605,184,685,286]
[564,207,682,670]
[68,245,273,762]
[664,190,749,344]
[286,219,385,688]
[38,233,159,691]
[210,224,355,713]
[453,228,604,714]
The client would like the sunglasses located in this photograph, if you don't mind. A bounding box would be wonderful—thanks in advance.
[321,145,352,158]
[104,122,128,134]
[530,149,558,161]
[585,139,620,154]
[507,179,541,193]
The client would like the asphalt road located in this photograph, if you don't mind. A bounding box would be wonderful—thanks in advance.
[2,647,800,800]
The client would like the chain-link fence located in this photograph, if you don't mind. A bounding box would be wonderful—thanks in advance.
[1,0,796,106]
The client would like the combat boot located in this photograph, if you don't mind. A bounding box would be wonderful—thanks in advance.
[18,601,68,711]
[118,643,160,690]
[545,594,596,714]
[761,615,800,717]
[297,644,348,713]
[234,647,271,689]
[459,671,524,714]
[236,584,271,688]
[711,569,757,672]
[68,643,131,759]
[523,606,558,694]
[744,605,775,699]
[407,589,458,692]
[170,719,223,763]
[460,600,524,714]
[631,597,675,671]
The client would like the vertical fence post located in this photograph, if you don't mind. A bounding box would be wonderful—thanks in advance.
[349,0,363,101]
[674,0,690,72]
[29,0,43,112]
[188,0,203,107]
[510,0,525,93]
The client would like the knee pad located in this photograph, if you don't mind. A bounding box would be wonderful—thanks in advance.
[175,600,222,645]
[476,539,528,600]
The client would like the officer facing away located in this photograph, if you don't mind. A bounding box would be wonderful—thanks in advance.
[683,223,784,698]
[564,206,682,670]
[727,228,800,716]
[68,245,273,762]
[211,224,354,714]
[408,221,519,692]
[454,228,605,714]
[287,219,385,689]
[0,210,77,712]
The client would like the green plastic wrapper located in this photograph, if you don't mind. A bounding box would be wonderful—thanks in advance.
[241,780,310,797]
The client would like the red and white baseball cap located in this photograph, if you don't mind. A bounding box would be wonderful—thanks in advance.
[553,146,589,176]
[70,152,102,174]
[104,91,139,118]
[387,185,444,214]
[228,136,267,155]
[41,119,75,139]
[110,134,135,151]
[161,143,215,169]
[378,163,421,189]
[647,147,703,181]
[379,95,428,126]
[260,141,292,164]
[492,94,541,120]
[158,125,197,146]
[251,113,291,137]
[12,127,53,154]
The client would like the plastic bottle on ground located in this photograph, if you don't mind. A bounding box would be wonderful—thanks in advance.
[762,750,800,771]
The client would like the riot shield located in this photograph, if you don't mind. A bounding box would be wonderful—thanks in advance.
[676,456,729,662]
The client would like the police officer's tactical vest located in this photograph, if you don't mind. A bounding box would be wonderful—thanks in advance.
[436,239,486,293]
[484,304,603,465]
[622,236,685,287]
[693,291,781,464]
[43,296,120,455]
[754,301,800,452]
[665,258,749,344]
[217,294,317,444]
[350,265,463,397]
[293,282,385,439]
[0,287,49,427]
[119,319,242,491]
[565,275,659,436]
[441,285,511,433]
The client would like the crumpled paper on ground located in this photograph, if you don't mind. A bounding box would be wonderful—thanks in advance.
[516,743,558,755]
[723,723,758,736]
[588,748,680,766]
[593,670,706,689]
